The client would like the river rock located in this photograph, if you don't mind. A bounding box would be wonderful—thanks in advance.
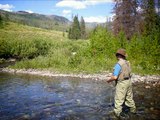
[145,85,151,89]
[1,68,160,85]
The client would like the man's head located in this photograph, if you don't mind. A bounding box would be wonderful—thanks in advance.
[116,48,126,59]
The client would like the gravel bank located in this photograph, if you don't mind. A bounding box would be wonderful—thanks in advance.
[1,68,160,85]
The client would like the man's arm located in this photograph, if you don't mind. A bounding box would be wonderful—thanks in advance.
[107,76,118,83]
[107,63,121,83]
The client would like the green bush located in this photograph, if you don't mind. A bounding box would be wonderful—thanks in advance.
[1,22,159,75]
[126,34,160,74]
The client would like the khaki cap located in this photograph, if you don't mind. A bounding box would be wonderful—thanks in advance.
[116,48,127,57]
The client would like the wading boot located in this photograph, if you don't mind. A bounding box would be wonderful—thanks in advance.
[119,112,129,120]
[108,111,119,119]
[128,112,137,119]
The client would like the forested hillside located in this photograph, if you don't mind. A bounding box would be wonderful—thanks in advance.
[0,9,70,31]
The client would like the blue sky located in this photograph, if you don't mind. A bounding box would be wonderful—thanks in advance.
[0,0,115,23]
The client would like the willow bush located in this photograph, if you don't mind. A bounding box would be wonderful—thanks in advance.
[68,26,119,73]
[70,26,160,74]
[126,34,160,74]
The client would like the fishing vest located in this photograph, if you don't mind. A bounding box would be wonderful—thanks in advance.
[117,59,131,80]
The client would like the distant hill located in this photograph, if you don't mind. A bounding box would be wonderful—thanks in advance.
[85,22,106,29]
[0,9,70,31]
[0,9,110,32]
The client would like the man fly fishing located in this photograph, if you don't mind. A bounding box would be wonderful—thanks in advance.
[107,48,136,119]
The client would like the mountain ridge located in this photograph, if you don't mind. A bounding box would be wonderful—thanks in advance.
[0,9,70,31]
[0,9,107,31]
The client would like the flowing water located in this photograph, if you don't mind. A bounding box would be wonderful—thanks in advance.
[0,72,159,120]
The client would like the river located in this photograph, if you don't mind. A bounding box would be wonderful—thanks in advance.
[0,72,159,120]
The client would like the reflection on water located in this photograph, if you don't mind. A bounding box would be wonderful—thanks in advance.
[0,72,159,120]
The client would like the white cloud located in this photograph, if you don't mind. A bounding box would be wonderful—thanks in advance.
[0,4,14,12]
[84,16,106,23]
[155,7,159,14]
[63,9,71,15]
[106,14,115,22]
[62,9,72,17]
[84,0,113,6]
[56,0,86,9]
[25,10,34,13]
[56,0,113,9]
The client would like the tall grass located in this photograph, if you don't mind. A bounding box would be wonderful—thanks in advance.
[0,22,65,58]
[0,22,159,75]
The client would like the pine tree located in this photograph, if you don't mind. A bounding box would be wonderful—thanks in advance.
[0,14,3,27]
[80,16,86,39]
[68,15,81,40]
[68,28,73,39]
[0,14,2,23]
[112,0,138,40]
[140,0,160,36]
[72,15,81,40]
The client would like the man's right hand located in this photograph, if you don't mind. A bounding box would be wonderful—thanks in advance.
[107,76,117,83]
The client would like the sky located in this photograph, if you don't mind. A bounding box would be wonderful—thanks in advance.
[0,0,115,23]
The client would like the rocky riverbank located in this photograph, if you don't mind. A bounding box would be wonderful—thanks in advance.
[1,68,160,86]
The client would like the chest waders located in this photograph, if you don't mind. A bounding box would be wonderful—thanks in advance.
[114,59,136,116]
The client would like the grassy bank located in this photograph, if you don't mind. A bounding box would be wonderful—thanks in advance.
[0,22,159,75]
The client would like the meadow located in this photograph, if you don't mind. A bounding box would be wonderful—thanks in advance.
[0,22,159,75]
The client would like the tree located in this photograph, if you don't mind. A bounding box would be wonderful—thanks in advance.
[68,28,72,39]
[140,0,160,36]
[112,0,138,40]
[68,15,81,40]
[80,16,86,39]
[68,15,87,40]
[72,15,81,40]
[0,14,4,28]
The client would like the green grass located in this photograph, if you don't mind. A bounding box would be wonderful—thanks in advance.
[0,22,66,40]
[0,22,159,75]
[0,22,96,73]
